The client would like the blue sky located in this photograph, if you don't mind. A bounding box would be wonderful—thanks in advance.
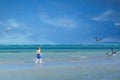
[0,0,120,45]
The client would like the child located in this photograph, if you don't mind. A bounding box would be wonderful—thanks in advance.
[35,46,43,64]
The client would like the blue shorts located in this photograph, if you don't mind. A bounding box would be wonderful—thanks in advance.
[36,54,42,59]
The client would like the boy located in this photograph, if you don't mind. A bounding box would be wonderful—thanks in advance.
[35,46,43,64]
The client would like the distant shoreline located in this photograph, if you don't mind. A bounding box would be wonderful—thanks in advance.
[0,44,120,46]
[0,45,120,50]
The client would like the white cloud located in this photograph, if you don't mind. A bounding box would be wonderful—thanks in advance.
[91,10,113,21]
[6,19,33,36]
[0,19,27,30]
[0,35,30,45]
[115,22,120,26]
[7,19,27,29]
[103,38,120,43]
[91,10,120,26]
[39,13,77,28]
[0,34,56,45]
[7,19,20,28]
[0,19,56,45]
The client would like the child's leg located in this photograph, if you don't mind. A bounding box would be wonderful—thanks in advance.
[35,59,39,63]
[39,59,42,64]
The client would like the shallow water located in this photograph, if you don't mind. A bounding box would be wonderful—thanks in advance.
[0,45,120,80]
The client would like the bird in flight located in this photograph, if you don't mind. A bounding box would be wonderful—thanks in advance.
[5,26,11,32]
[106,48,119,58]
[111,48,119,56]
[95,37,102,43]
[106,52,112,58]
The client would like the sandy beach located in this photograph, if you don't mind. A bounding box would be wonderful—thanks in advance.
[0,45,120,80]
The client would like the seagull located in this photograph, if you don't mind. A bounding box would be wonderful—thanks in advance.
[95,37,102,43]
[111,48,119,56]
[6,26,11,32]
[106,52,112,58]
[106,48,119,58]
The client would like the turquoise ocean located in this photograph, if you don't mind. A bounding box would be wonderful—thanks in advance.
[0,45,120,80]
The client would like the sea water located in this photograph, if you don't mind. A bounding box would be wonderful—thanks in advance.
[0,45,120,80]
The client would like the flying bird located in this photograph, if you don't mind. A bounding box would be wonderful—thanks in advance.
[6,26,11,32]
[106,48,119,58]
[111,48,119,56]
[95,37,102,43]
[106,52,112,58]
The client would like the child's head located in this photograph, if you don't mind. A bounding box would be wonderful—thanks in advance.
[37,46,40,50]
